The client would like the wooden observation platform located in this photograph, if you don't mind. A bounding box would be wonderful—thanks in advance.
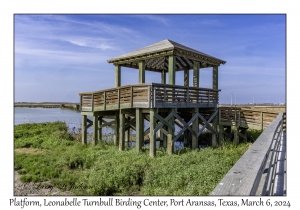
[79,39,226,156]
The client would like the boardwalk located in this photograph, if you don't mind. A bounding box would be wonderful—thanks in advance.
[273,130,287,195]
[210,112,286,196]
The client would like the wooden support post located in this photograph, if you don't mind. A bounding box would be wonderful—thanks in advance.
[184,67,189,86]
[261,112,263,130]
[225,126,232,140]
[139,60,145,84]
[136,108,143,153]
[167,109,175,154]
[192,108,199,149]
[184,67,190,106]
[81,115,87,144]
[212,111,218,148]
[234,127,239,144]
[163,126,167,148]
[115,64,121,87]
[168,55,175,85]
[98,116,102,142]
[119,112,125,151]
[184,131,189,146]
[126,116,131,147]
[159,130,166,147]
[92,112,98,145]
[161,70,166,84]
[213,65,218,90]
[219,125,224,144]
[167,134,173,154]
[149,109,156,157]
[193,61,200,87]
[183,112,189,146]
[114,113,119,146]
[162,112,168,148]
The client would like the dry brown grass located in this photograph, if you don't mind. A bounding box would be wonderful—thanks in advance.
[14,148,46,155]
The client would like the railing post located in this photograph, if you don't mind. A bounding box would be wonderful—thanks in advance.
[208,90,210,107]
[92,93,94,112]
[164,86,167,106]
[187,88,190,107]
[117,89,120,109]
[261,112,264,130]
[80,95,82,112]
[130,86,133,108]
[148,85,151,108]
[103,91,106,110]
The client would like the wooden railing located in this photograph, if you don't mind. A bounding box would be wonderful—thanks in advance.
[219,107,281,129]
[211,113,286,195]
[79,83,219,112]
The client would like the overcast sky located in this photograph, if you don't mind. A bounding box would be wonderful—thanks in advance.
[14,14,286,104]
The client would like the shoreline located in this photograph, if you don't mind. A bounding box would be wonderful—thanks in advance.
[14,170,73,196]
[14,102,80,111]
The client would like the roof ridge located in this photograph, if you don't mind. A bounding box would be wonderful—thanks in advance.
[107,39,225,64]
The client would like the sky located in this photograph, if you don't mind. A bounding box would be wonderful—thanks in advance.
[14,14,286,104]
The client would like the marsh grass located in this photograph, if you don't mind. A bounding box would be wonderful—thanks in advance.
[14,121,254,196]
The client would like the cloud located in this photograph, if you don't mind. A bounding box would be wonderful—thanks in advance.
[138,15,170,25]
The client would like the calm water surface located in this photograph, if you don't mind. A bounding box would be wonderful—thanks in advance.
[14,107,184,149]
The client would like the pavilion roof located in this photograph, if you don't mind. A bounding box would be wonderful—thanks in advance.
[107,39,226,72]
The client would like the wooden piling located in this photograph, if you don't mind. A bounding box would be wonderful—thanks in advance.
[82,115,87,144]
[119,112,125,151]
[192,108,199,149]
[92,112,98,145]
[136,108,143,153]
[149,109,156,157]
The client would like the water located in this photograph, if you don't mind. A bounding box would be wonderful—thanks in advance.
[14,107,188,149]
[14,107,83,131]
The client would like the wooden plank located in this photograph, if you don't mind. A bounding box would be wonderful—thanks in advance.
[172,112,197,141]
[153,111,175,133]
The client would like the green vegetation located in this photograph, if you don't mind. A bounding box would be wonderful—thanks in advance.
[247,129,263,142]
[14,122,253,196]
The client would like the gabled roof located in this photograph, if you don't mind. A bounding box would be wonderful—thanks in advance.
[107,39,226,72]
